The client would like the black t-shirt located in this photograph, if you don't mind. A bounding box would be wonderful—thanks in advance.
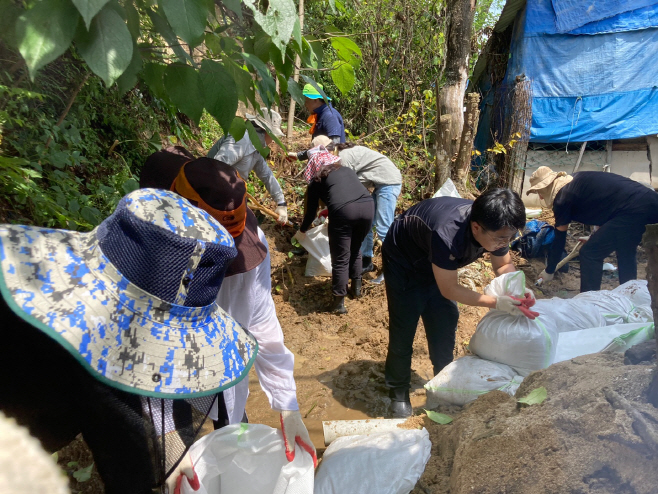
[301,166,371,231]
[384,197,508,277]
[554,171,658,227]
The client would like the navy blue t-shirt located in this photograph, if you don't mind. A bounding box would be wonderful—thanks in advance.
[383,197,508,278]
[313,104,345,143]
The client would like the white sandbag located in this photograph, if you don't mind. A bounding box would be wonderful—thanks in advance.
[470,310,557,376]
[425,356,523,407]
[574,290,653,325]
[314,429,431,494]
[612,280,652,308]
[483,270,526,298]
[182,424,314,494]
[432,178,461,199]
[294,224,331,277]
[554,322,656,362]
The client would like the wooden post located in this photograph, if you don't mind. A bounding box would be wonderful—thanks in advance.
[454,92,480,185]
[286,0,304,140]
[642,223,658,407]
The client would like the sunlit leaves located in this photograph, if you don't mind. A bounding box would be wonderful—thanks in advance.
[164,65,204,124]
[331,60,355,94]
[76,7,133,86]
[16,0,80,79]
[72,0,110,28]
[200,60,238,135]
[517,387,547,407]
[243,0,297,58]
[331,36,362,68]
[160,0,209,47]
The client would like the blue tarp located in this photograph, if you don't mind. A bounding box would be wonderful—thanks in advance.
[509,0,658,143]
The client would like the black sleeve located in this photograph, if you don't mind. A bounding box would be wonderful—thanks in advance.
[300,182,320,232]
[430,231,459,270]
[296,150,309,161]
[546,229,567,274]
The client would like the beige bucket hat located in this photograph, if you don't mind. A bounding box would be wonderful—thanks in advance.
[246,107,284,137]
[526,166,573,207]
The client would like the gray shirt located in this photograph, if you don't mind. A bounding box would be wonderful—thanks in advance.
[338,146,402,188]
[207,134,286,205]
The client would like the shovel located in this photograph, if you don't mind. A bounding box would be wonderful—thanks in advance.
[245,192,294,227]
[535,239,585,286]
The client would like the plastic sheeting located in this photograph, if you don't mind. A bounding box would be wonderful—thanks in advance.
[506,0,658,143]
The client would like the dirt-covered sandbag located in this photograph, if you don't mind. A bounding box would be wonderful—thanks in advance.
[574,289,653,325]
[612,280,651,308]
[425,356,524,407]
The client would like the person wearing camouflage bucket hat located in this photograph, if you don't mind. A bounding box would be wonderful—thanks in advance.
[0,188,258,493]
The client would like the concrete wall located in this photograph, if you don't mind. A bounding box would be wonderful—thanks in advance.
[521,142,654,207]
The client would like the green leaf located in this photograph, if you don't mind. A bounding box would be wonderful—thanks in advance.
[331,60,354,94]
[163,64,204,124]
[205,32,222,55]
[72,0,110,28]
[306,35,324,69]
[0,0,23,49]
[327,0,336,14]
[253,32,272,63]
[80,207,101,225]
[229,116,247,142]
[224,59,258,109]
[246,121,269,158]
[243,52,276,107]
[160,0,209,47]
[425,410,453,424]
[330,36,361,68]
[222,0,243,20]
[292,16,302,49]
[73,463,94,483]
[67,461,78,468]
[270,44,293,79]
[287,78,304,107]
[141,63,167,100]
[51,452,59,463]
[76,7,133,86]
[121,178,139,194]
[243,0,297,57]
[16,0,80,79]
[147,9,194,66]
[517,387,547,406]
[123,1,141,40]
[200,59,238,135]
[117,43,142,93]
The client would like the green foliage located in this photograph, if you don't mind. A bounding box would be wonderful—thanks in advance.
[517,387,548,407]
[425,409,453,424]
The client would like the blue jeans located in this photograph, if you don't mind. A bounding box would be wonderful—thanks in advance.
[361,183,402,258]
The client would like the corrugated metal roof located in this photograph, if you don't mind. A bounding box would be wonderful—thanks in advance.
[494,0,526,33]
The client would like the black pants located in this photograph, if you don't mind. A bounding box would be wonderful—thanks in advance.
[580,209,658,292]
[382,249,459,395]
[328,199,374,296]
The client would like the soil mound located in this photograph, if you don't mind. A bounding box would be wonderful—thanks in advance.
[414,352,658,494]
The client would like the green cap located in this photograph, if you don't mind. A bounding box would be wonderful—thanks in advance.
[303,83,331,100]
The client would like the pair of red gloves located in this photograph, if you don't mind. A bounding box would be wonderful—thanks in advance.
[510,292,540,319]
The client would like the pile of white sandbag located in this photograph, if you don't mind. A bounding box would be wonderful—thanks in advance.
[426,273,654,407]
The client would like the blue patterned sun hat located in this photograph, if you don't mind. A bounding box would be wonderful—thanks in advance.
[0,189,257,398]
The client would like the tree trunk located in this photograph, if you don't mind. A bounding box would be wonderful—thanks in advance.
[455,92,480,185]
[366,30,380,135]
[642,224,658,407]
[433,86,451,192]
[438,0,477,164]
[286,0,304,140]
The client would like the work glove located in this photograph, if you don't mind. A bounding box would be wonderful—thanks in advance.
[279,410,318,468]
[538,269,554,283]
[275,205,288,225]
[510,294,540,319]
[164,453,200,494]
[286,152,298,162]
[524,287,536,303]
[294,230,306,242]
[496,295,523,316]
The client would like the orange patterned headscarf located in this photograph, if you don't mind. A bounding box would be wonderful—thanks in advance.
[171,163,248,237]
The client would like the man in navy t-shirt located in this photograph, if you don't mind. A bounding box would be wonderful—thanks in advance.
[302,83,345,144]
[383,189,530,417]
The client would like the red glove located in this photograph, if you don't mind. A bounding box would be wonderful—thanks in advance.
[165,453,200,494]
[280,411,318,468]
[318,208,329,219]
[510,295,540,320]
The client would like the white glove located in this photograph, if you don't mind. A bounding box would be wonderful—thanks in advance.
[275,205,288,225]
[524,287,536,303]
[495,295,523,316]
[279,410,317,467]
[539,269,554,282]
[578,236,590,242]
[164,453,199,494]
[287,152,298,162]
[294,230,306,242]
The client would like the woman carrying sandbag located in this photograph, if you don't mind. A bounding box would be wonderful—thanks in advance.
[526,166,658,292]
[298,146,374,314]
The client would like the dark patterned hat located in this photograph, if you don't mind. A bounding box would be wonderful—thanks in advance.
[0,189,257,398]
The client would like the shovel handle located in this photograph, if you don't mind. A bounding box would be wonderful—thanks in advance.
[245,192,294,227]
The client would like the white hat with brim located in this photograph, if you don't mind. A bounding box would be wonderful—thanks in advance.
[0,189,258,398]
[246,107,284,137]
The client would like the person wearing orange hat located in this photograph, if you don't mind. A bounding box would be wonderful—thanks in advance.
[526,166,658,292]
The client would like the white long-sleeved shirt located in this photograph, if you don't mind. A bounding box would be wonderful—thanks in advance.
[207,134,286,206]
[216,228,297,423]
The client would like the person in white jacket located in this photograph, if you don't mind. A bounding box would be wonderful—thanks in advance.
[207,108,289,225]
[140,150,316,491]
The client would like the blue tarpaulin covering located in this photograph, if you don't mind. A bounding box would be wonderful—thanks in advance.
[508,0,658,143]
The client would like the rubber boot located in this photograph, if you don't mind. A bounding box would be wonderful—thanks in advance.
[389,388,412,418]
[349,278,362,298]
[329,295,347,315]
[361,256,375,275]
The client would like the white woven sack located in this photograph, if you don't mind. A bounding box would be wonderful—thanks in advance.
[181,424,314,494]
[425,356,524,407]
[574,290,653,325]
[294,224,332,277]
[612,280,652,310]
[314,429,431,494]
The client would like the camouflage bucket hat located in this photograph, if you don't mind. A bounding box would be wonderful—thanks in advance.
[0,189,257,398]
